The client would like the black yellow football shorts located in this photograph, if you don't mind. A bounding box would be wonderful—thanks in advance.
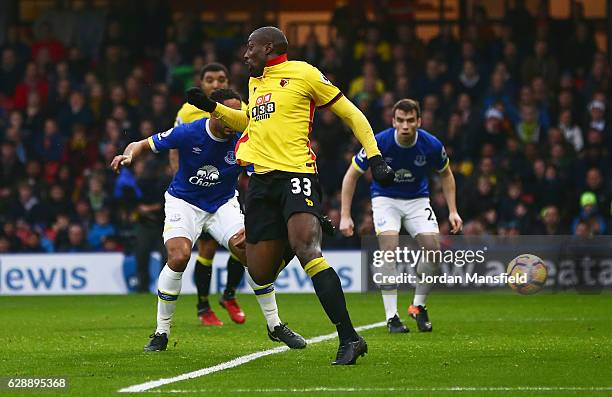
[245,171,323,243]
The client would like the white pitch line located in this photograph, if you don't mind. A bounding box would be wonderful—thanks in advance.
[119,321,386,393]
[142,386,612,393]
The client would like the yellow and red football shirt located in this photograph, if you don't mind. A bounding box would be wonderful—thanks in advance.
[235,55,342,174]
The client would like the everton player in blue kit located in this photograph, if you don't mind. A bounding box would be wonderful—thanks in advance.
[340,99,462,333]
[110,89,306,351]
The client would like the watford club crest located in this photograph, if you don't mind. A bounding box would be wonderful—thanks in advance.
[280,78,289,87]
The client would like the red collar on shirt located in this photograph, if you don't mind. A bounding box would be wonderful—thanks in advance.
[266,54,288,66]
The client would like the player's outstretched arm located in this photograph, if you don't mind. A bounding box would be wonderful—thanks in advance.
[110,139,152,173]
[186,87,249,132]
[329,96,394,186]
[329,96,379,157]
[439,166,463,234]
[340,165,363,237]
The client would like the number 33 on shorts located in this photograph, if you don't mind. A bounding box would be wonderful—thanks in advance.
[290,177,314,207]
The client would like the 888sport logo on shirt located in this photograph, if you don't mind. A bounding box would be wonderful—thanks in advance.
[251,93,275,121]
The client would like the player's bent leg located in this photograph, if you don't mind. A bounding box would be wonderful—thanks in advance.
[198,237,217,258]
[223,228,246,299]
[205,199,248,324]
[409,232,440,332]
[194,237,222,325]
[145,237,192,352]
[210,197,281,285]
[245,240,285,285]
[287,212,367,365]
[241,239,306,348]
[223,253,245,300]
[377,231,409,333]
[217,231,248,324]
[219,217,305,347]
[245,271,306,349]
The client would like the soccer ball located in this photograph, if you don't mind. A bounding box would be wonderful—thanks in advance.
[506,254,548,295]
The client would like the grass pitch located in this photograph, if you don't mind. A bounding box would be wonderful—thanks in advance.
[1,291,611,396]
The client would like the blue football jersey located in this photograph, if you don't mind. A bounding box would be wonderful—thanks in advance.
[353,128,449,199]
[148,118,242,213]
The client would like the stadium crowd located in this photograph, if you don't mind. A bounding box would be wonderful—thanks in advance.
[0,2,610,254]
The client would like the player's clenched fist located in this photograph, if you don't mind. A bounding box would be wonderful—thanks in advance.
[339,215,354,237]
[186,87,217,112]
[369,155,395,186]
[110,153,132,173]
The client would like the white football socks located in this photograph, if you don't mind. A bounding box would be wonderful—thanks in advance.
[413,261,436,307]
[156,265,183,336]
[381,289,398,320]
[379,254,399,320]
[245,272,281,331]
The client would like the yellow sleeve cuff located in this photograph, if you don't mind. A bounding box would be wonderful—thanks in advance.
[436,158,450,173]
[211,103,249,132]
[147,136,158,153]
[351,157,366,173]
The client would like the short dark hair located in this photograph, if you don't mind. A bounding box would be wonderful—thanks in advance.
[200,63,230,80]
[392,99,421,118]
[210,88,242,104]
[251,26,288,55]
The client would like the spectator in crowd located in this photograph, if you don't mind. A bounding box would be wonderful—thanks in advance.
[45,213,70,250]
[428,24,459,64]
[0,48,21,97]
[31,21,66,63]
[57,90,94,132]
[62,123,98,171]
[558,109,583,152]
[0,235,11,252]
[1,141,25,194]
[87,207,116,251]
[23,90,46,133]
[57,223,91,252]
[10,182,46,226]
[521,40,559,88]
[457,60,483,101]
[535,205,565,235]
[584,168,611,216]
[564,22,597,74]
[13,62,49,109]
[516,104,541,144]
[99,45,130,85]
[148,92,175,131]
[413,58,444,101]
[586,99,606,133]
[300,28,322,65]
[1,220,23,251]
[22,230,45,253]
[46,184,73,224]
[572,192,606,235]
[34,118,65,162]
[348,62,385,101]
[478,108,507,154]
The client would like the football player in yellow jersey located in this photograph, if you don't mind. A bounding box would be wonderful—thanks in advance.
[173,63,248,327]
[187,27,395,365]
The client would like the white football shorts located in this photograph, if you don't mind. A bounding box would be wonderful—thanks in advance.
[162,192,244,249]
[371,196,439,237]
